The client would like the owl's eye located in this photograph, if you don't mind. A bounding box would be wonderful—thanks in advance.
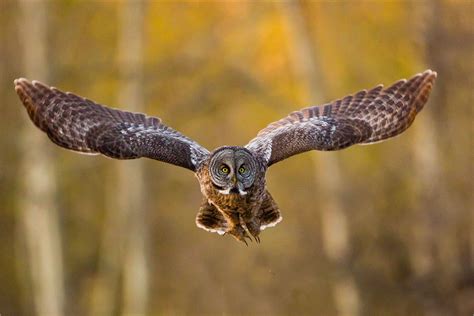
[238,166,246,174]
[220,165,230,174]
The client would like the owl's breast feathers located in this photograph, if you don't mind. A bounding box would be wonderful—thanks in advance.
[195,161,281,243]
[196,159,264,212]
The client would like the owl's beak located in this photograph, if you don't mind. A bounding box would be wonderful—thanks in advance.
[229,187,240,194]
[229,176,247,195]
[229,176,239,194]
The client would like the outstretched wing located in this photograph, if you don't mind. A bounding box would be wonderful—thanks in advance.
[15,78,209,171]
[246,70,437,166]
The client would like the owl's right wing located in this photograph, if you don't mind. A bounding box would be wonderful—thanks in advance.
[15,79,210,171]
[246,70,436,167]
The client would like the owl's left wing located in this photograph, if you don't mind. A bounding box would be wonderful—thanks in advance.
[15,78,210,171]
[246,70,437,167]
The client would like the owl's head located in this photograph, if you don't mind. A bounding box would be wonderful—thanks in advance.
[209,146,257,195]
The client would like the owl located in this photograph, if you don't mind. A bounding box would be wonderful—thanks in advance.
[15,70,436,244]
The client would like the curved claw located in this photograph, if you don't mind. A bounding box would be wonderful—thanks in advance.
[254,235,261,243]
[245,235,253,243]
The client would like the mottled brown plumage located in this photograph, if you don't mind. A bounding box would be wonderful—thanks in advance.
[195,148,280,243]
[246,70,437,166]
[14,70,436,244]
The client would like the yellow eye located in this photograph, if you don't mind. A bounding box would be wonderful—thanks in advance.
[238,166,246,174]
[220,165,229,174]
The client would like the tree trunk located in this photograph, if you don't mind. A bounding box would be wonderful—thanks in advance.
[118,1,149,315]
[409,2,454,315]
[409,0,441,281]
[91,2,149,315]
[279,2,360,316]
[17,1,65,315]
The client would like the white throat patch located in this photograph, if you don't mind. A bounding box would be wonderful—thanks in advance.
[218,188,247,196]
[218,188,231,195]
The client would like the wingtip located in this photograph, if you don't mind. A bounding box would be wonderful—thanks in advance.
[14,78,51,90]
[14,77,29,86]
[423,69,437,78]
[14,79,27,94]
[424,70,437,85]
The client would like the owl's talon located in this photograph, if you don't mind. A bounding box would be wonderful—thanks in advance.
[228,225,253,244]
[243,221,261,243]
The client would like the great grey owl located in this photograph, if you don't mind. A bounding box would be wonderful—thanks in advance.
[15,70,437,244]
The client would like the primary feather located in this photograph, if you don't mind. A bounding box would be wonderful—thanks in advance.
[246,70,437,166]
[15,78,209,171]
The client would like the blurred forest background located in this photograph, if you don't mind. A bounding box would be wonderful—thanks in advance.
[0,1,473,315]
